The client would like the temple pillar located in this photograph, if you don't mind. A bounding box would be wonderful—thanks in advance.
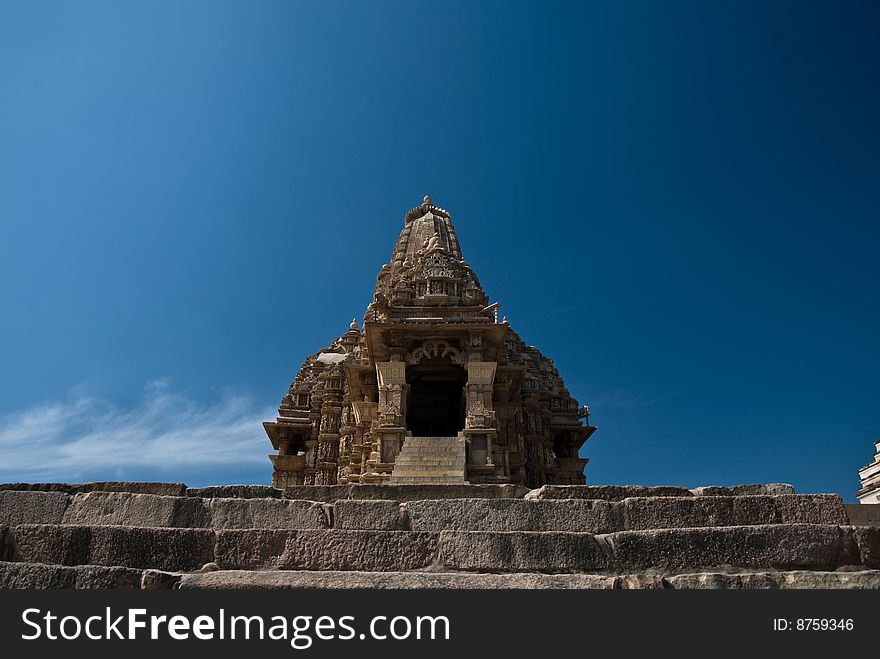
[364,361,407,482]
[464,361,504,481]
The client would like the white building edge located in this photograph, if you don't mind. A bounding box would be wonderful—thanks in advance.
[857,439,880,504]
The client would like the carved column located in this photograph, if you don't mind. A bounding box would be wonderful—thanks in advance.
[348,398,376,483]
[364,360,407,482]
[464,361,500,480]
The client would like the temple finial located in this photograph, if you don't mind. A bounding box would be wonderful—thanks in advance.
[423,194,432,206]
[349,318,358,331]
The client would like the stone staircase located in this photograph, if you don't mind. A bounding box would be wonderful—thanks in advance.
[388,436,466,484]
[0,481,879,589]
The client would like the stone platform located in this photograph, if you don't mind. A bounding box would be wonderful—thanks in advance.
[1,481,878,589]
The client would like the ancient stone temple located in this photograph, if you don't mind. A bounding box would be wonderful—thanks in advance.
[3,198,879,592]
[264,196,595,488]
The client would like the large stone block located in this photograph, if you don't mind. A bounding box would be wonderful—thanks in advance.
[10,524,92,565]
[691,484,795,496]
[607,524,848,572]
[624,496,765,530]
[62,491,210,528]
[406,499,622,533]
[333,500,404,531]
[622,495,847,531]
[215,529,439,571]
[0,561,144,589]
[851,526,880,569]
[666,570,880,589]
[208,498,329,529]
[187,485,283,499]
[87,526,215,571]
[9,524,215,571]
[525,485,692,501]
[283,484,529,502]
[178,570,617,589]
[0,490,70,526]
[437,531,609,573]
[773,495,848,525]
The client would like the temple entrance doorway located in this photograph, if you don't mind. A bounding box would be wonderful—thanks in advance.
[406,362,466,437]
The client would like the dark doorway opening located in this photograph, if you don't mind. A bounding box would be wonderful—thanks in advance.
[407,362,466,437]
[553,433,571,459]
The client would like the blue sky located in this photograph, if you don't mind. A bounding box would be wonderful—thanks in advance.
[0,1,877,498]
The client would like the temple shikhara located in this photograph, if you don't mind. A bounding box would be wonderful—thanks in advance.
[264,196,595,488]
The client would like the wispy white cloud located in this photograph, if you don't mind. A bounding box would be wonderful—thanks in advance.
[0,380,275,483]
[589,387,678,411]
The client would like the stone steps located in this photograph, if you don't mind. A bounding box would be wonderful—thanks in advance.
[388,436,466,484]
[283,484,529,501]
[1,481,878,589]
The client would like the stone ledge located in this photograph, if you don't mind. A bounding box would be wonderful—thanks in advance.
[187,485,283,499]
[284,484,529,502]
[178,570,617,589]
[0,482,187,496]
[0,488,854,534]
[5,563,877,590]
[666,570,880,589]
[0,561,144,589]
[690,484,795,496]
[175,569,880,590]
[525,485,693,501]
[332,496,847,534]
[0,562,181,589]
